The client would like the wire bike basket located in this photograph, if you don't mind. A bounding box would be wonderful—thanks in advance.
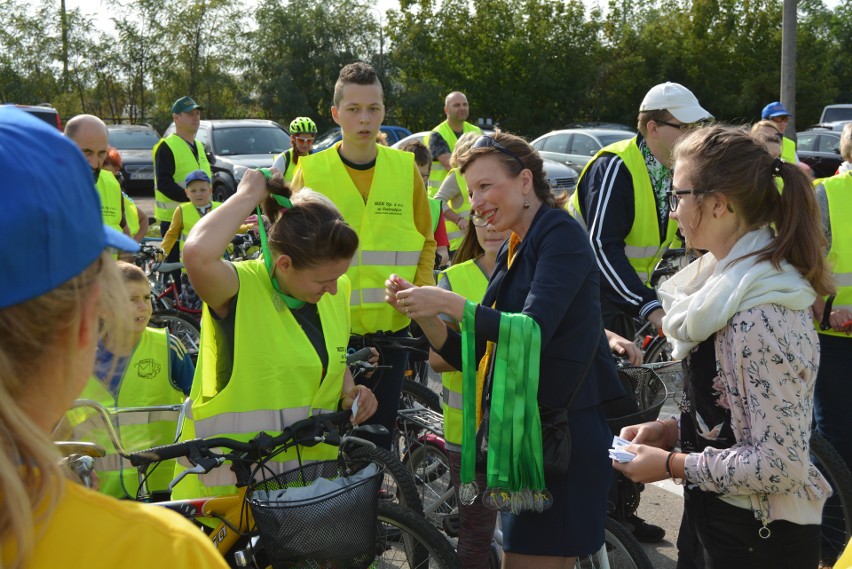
[247,458,384,569]
[606,366,668,434]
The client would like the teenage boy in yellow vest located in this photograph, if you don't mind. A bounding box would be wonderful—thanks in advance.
[81,262,194,501]
[65,114,130,240]
[426,91,482,196]
[291,61,437,449]
[153,96,212,274]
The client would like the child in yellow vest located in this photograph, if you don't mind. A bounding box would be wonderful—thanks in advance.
[83,261,195,500]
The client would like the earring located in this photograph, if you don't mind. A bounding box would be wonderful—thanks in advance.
[523,199,530,209]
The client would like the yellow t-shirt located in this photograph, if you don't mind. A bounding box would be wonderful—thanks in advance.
[6,479,228,568]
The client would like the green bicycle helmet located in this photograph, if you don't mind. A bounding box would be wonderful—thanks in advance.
[289,117,317,135]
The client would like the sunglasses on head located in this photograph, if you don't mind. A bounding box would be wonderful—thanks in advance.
[472,135,526,171]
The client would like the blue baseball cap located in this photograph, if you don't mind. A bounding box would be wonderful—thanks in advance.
[761,102,791,119]
[185,169,210,185]
[0,107,139,309]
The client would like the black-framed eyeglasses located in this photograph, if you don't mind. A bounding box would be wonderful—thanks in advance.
[655,120,699,132]
[667,189,712,211]
[472,135,526,171]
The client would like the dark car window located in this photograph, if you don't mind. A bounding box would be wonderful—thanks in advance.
[212,127,290,156]
[822,108,852,123]
[569,134,598,156]
[598,133,634,147]
[817,134,840,154]
[108,129,160,150]
[796,133,818,152]
[542,133,570,153]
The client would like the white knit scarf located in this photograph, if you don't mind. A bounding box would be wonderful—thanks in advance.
[659,228,816,359]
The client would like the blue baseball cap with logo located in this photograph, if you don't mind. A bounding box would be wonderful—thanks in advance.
[185,169,211,185]
[761,102,791,119]
[0,107,139,309]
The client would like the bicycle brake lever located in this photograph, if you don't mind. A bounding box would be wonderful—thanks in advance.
[168,458,224,491]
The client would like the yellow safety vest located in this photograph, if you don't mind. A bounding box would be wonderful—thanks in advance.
[438,260,488,446]
[299,144,424,334]
[274,148,299,183]
[818,173,852,338]
[96,170,124,233]
[781,137,798,164]
[425,121,481,197]
[73,328,181,498]
[152,134,212,222]
[443,169,471,251]
[123,192,140,237]
[428,197,442,235]
[172,259,350,497]
[569,137,679,286]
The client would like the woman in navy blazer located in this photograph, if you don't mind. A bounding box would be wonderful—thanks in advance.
[386,132,624,567]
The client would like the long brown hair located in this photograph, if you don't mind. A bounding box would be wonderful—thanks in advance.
[452,220,484,266]
[261,172,359,269]
[673,125,834,296]
[457,131,567,209]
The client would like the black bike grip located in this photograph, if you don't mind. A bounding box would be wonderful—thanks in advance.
[346,347,374,365]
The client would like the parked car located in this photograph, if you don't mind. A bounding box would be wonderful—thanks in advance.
[796,129,843,179]
[5,103,62,130]
[107,124,160,194]
[392,131,579,195]
[164,119,291,201]
[819,104,852,124]
[313,125,412,153]
[530,129,634,171]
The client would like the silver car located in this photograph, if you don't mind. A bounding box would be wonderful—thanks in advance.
[531,129,634,171]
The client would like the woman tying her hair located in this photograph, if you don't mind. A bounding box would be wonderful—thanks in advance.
[0,108,227,568]
[386,132,624,569]
[614,125,834,568]
[170,169,377,502]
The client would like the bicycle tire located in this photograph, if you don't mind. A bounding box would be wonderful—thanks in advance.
[642,335,671,364]
[346,445,424,515]
[375,501,461,569]
[810,431,852,565]
[575,517,653,569]
[400,378,442,413]
[407,440,455,531]
[149,311,201,363]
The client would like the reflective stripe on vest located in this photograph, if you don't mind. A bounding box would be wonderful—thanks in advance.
[96,170,124,233]
[152,134,212,222]
[571,137,678,287]
[444,169,471,250]
[299,145,424,334]
[818,173,852,338]
[75,328,180,498]
[170,260,350,497]
[437,260,488,445]
[426,121,481,197]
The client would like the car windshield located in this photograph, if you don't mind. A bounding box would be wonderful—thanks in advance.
[212,126,290,156]
[598,133,634,146]
[823,108,852,123]
[109,129,160,150]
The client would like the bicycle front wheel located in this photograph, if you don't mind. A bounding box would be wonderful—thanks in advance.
[811,431,852,565]
[575,517,653,569]
[374,501,460,569]
[149,311,201,363]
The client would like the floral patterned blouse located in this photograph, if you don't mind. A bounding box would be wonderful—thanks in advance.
[681,303,831,525]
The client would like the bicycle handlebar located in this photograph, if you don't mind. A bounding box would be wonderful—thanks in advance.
[346,347,374,365]
[128,410,355,468]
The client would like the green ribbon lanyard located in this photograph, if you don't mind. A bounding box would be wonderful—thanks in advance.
[459,300,550,514]
[254,168,303,310]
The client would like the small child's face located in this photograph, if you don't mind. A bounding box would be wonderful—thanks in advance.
[126,280,153,334]
[185,180,212,207]
[417,163,431,188]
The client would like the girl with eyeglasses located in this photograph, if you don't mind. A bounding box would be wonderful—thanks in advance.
[614,125,834,568]
[385,132,625,569]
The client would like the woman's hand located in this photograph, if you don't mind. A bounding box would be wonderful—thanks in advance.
[342,385,377,425]
[363,347,380,379]
[612,444,670,483]
[386,274,466,322]
[620,419,674,449]
[236,168,270,204]
[828,308,852,334]
[606,330,643,366]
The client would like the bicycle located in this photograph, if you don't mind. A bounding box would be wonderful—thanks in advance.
[61,398,460,569]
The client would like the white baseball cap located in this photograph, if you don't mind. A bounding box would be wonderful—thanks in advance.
[640,82,713,124]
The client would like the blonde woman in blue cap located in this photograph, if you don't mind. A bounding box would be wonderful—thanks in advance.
[0,108,228,569]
